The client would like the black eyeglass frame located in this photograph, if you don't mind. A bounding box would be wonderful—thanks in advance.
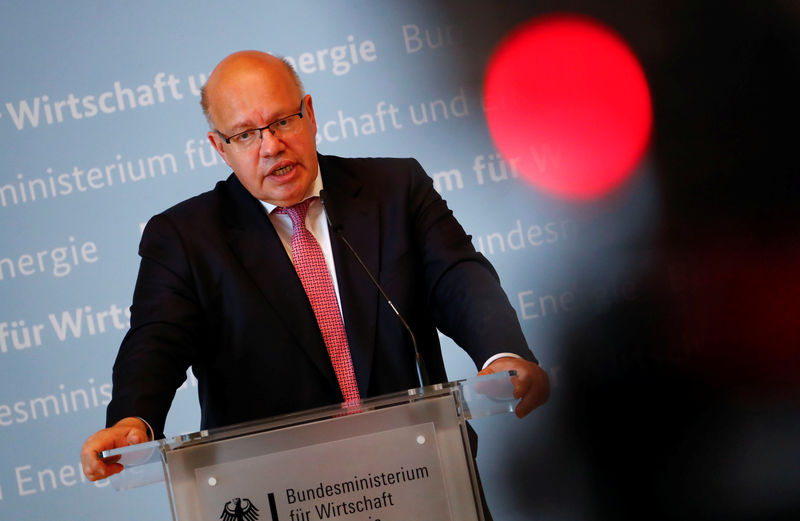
[216,98,305,144]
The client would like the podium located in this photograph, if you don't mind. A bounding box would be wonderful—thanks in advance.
[103,372,518,521]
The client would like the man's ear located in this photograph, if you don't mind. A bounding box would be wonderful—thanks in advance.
[304,94,317,134]
[207,131,232,168]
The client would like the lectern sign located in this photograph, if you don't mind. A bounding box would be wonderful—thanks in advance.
[104,374,519,521]
[195,423,452,521]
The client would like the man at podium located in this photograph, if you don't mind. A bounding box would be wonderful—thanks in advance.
[81,51,549,491]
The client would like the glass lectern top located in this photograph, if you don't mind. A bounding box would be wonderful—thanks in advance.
[104,371,518,491]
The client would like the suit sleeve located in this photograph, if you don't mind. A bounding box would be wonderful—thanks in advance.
[407,159,537,367]
[105,213,204,438]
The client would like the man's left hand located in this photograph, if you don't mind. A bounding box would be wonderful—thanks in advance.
[478,357,550,418]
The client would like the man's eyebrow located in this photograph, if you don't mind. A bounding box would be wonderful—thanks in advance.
[226,118,259,133]
[226,108,293,133]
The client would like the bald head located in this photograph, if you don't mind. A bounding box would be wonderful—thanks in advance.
[201,50,319,207]
[200,51,304,129]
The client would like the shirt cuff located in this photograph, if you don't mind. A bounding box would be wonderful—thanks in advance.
[481,352,523,370]
[136,417,155,441]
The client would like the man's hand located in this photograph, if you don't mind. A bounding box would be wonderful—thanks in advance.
[80,417,149,481]
[478,357,550,418]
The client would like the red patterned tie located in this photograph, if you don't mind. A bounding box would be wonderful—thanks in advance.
[276,198,360,404]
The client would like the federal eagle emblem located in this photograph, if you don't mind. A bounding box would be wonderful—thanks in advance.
[220,497,259,521]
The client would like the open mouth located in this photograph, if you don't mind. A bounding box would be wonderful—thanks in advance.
[271,164,295,177]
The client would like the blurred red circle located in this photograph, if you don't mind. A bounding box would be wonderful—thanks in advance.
[484,14,653,199]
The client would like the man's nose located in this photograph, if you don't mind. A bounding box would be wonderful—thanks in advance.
[258,129,286,156]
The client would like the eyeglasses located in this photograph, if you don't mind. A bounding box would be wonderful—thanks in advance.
[216,99,305,150]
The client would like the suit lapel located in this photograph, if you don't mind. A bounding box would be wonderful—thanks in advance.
[319,155,380,397]
[221,174,341,395]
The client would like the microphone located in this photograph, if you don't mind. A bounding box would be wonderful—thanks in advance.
[319,190,430,388]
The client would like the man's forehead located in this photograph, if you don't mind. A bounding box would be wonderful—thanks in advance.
[210,53,295,94]
[208,64,299,129]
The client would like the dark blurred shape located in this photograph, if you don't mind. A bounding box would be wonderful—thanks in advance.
[483,14,652,199]
[666,244,800,394]
[486,0,800,519]
[555,1,800,519]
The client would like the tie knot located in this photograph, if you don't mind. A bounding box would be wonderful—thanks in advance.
[276,197,315,227]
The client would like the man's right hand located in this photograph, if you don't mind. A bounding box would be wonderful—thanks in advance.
[80,417,149,481]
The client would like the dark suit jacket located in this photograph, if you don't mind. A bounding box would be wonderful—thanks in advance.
[107,154,534,438]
